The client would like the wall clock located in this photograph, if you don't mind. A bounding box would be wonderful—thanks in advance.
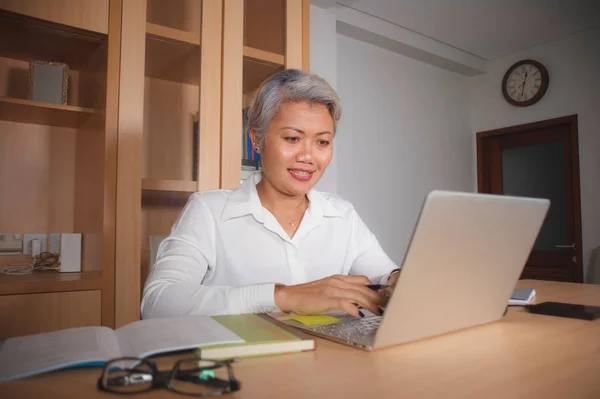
[502,59,549,107]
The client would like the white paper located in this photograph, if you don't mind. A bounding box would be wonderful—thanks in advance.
[115,315,244,358]
[0,327,120,382]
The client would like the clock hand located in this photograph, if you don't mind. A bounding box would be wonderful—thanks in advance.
[520,70,528,98]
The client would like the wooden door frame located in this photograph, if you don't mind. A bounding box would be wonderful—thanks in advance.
[476,115,583,283]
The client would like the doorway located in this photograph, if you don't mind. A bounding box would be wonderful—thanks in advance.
[476,115,583,282]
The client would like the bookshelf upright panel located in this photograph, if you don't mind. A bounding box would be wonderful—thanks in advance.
[139,0,203,306]
[114,0,310,326]
[115,0,222,327]
[221,0,308,189]
[0,0,119,338]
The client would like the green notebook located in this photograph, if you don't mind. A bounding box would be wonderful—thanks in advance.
[197,314,315,360]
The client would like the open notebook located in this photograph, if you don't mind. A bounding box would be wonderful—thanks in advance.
[0,314,316,383]
[0,315,243,383]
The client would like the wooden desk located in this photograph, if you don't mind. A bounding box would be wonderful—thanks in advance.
[1,280,599,399]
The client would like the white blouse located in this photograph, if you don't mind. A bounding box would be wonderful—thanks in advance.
[141,172,398,319]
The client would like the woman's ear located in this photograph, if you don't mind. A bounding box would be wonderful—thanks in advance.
[249,129,260,152]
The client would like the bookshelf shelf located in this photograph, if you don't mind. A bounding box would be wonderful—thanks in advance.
[0,10,107,69]
[243,57,284,95]
[145,33,200,86]
[0,97,97,128]
[243,46,284,65]
[146,23,200,46]
[0,271,104,296]
[142,178,197,193]
[143,36,284,88]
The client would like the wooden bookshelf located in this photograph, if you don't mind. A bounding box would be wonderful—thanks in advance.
[0,9,107,69]
[243,57,284,94]
[146,0,201,38]
[0,97,96,128]
[144,2,201,86]
[145,31,200,85]
[0,0,109,34]
[0,0,118,340]
[144,30,283,88]
[143,43,285,87]
[142,178,197,193]
[244,46,284,65]
[0,271,103,296]
[113,0,310,328]
[146,22,199,45]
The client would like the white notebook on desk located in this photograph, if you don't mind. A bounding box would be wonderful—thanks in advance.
[0,315,244,383]
[509,288,536,304]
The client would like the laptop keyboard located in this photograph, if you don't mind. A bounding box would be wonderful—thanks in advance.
[309,316,381,343]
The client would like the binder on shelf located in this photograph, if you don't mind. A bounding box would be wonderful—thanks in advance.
[242,108,261,168]
[192,114,199,181]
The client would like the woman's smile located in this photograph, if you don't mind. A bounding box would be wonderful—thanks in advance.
[288,168,314,181]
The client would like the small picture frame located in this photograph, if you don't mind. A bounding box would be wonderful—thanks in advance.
[28,61,69,105]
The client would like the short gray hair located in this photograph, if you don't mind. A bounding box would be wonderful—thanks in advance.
[248,69,341,150]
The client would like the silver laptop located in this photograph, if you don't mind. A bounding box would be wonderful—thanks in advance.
[286,190,550,351]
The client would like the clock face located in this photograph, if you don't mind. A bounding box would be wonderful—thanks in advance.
[502,60,549,107]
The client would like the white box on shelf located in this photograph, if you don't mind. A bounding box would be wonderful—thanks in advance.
[59,233,81,273]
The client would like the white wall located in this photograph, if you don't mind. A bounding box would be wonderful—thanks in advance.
[335,35,474,264]
[470,26,600,281]
[310,5,338,194]
[310,6,599,279]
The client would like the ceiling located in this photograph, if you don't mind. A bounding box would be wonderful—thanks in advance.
[336,0,600,60]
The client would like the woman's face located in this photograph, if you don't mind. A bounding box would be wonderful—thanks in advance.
[254,101,334,197]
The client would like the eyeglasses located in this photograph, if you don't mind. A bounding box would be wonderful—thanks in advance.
[97,357,241,396]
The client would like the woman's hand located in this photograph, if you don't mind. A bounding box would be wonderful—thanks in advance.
[378,269,400,306]
[274,274,383,317]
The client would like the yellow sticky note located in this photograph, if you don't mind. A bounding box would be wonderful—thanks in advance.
[285,315,340,326]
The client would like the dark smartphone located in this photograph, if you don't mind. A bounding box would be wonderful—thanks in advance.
[527,301,600,321]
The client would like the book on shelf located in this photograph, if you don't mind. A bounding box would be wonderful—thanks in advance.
[197,314,315,360]
[242,108,261,166]
[242,108,249,160]
[192,117,199,181]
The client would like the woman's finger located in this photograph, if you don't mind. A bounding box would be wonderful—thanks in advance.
[330,276,383,304]
[337,280,383,305]
[333,274,372,285]
[337,298,361,318]
[329,287,381,315]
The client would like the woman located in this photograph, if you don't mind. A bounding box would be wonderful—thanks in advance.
[141,69,399,319]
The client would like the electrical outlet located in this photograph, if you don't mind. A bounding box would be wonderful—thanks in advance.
[23,234,47,255]
[0,233,22,255]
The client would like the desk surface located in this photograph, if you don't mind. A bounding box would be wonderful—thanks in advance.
[1,280,599,399]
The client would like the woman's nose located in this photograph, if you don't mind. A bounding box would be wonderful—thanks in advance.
[296,142,314,162]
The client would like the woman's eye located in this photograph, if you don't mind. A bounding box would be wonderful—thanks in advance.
[318,140,331,147]
[285,136,300,143]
